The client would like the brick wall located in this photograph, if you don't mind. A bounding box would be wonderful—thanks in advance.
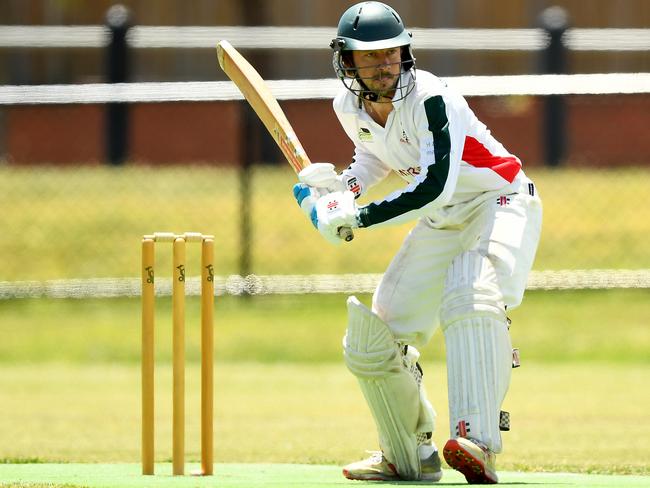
[4,94,649,166]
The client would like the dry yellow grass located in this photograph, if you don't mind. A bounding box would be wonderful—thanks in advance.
[1,165,649,280]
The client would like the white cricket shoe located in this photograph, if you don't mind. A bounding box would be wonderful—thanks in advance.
[443,437,498,484]
[420,449,444,482]
[342,450,443,482]
[342,451,399,481]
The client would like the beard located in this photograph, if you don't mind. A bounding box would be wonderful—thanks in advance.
[367,72,399,98]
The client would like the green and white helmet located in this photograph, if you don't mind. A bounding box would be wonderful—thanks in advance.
[330,1,416,102]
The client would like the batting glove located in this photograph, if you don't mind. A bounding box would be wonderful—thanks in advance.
[298,163,340,190]
[314,190,359,245]
[298,163,363,200]
[293,183,322,228]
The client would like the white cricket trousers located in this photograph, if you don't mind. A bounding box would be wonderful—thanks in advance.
[371,178,543,347]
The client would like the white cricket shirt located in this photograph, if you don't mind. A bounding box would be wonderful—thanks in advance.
[333,69,529,228]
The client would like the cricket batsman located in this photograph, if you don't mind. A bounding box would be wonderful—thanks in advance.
[293,1,542,483]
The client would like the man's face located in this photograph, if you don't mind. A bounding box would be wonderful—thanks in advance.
[351,47,402,97]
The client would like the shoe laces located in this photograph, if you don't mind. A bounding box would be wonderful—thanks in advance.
[365,451,385,464]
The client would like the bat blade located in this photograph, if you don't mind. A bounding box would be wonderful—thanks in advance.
[217,40,354,242]
[216,40,307,174]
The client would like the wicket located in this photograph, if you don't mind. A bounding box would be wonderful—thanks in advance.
[141,232,215,476]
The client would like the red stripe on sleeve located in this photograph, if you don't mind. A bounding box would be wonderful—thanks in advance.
[461,136,521,183]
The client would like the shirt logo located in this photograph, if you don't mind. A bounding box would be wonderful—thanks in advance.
[397,167,421,179]
[346,176,362,199]
[400,129,410,144]
[358,127,373,142]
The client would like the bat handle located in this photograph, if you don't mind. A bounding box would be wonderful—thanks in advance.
[338,226,354,242]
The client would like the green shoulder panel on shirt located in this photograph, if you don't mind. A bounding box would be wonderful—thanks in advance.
[358,95,452,227]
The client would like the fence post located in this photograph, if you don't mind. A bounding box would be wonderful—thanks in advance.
[539,6,569,167]
[239,103,256,280]
[237,0,272,280]
[105,5,131,165]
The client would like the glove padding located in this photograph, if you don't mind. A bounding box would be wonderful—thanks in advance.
[298,163,344,191]
[293,183,324,227]
[314,190,359,245]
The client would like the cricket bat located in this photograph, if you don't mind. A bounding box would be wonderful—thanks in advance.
[216,40,354,242]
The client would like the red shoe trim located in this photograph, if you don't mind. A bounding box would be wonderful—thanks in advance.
[443,438,498,484]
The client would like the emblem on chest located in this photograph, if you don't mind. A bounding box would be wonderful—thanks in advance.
[358,127,373,142]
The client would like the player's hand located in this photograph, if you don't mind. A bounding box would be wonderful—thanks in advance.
[298,163,342,191]
[314,190,359,245]
[299,163,363,201]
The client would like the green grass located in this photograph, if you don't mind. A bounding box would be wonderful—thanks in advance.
[0,289,649,478]
[0,362,648,477]
[2,161,649,484]
[1,290,649,364]
[1,464,649,488]
[1,166,649,280]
